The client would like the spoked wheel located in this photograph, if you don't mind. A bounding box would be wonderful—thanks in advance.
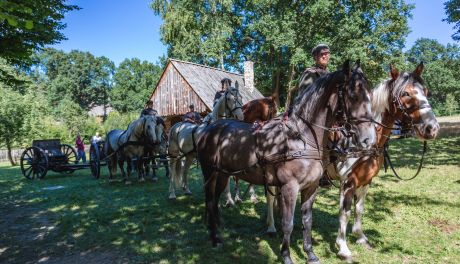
[20,147,48,179]
[60,144,77,174]
[90,143,101,179]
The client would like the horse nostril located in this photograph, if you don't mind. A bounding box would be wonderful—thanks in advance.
[425,124,433,134]
[363,138,369,146]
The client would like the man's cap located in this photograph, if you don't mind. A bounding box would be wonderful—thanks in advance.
[189,104,194,108]
[146,100,153,105]
[221,78,232,85]
[311,44,330,56]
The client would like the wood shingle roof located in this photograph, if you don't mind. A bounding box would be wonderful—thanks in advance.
[169,59,264,109]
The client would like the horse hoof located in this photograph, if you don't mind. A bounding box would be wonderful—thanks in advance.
[125,181,131,185]
[337,252,353,263]
[224,201,235,208]
[169,194,176,200]
[266,230,276,237]
[250,196,258,203]
[282,256,294,264]
[184,190,192,195]
[152,177,158,182]
[357,239,372,250]
[139,178,145,182]
[234,197,243,204]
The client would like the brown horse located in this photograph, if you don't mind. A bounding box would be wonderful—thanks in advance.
[196,60,376,264]
[224,96,278,206]
[329,63,439,262]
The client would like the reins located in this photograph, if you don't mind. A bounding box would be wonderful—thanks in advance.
[383,140,427,181]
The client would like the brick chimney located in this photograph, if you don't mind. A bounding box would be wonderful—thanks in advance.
[244,61,254,93]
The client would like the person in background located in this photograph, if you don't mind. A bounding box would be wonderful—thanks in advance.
[213,78,232,106]
[140,100,158,117]
[183,104,202,124]
[91,131,102,144]
[75,133,86,163]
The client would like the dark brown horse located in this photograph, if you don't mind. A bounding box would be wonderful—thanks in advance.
[196,60,376,264]
[224,96,278,206]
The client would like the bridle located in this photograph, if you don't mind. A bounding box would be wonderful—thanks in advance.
[220,88,243,118]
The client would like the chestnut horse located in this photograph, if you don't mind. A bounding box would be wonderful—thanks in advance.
[224,96,278,206]
[331,63,439,262]
[197,60,376,264]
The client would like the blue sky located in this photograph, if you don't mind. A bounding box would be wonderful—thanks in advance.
[51,0,457,66]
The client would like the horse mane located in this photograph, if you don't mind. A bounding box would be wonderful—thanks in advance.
[292,70,344,121]
[372,71,424,122]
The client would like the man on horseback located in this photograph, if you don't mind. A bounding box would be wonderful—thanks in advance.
[213,78,232,106]
[299,44,330,91]
[298,44,332,188]
[183,104,202,124]
[140,100,158,117]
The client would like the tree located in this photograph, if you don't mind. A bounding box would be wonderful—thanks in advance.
[110,58,162,113]
[0,84,27,165]
[444,0,460,41]
[37,48,115,110]
[0,0,79,67]
[151,0,413,107]
[406,38,460,115]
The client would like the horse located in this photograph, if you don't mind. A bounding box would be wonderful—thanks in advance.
[168,86,244,199]
[328,63,439,262]
[224,96,278,206]
[104,115,162,184]
[196,60,376,264]
[144,116,169,181]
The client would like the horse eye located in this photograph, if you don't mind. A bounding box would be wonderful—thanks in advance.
[402,91,410,97]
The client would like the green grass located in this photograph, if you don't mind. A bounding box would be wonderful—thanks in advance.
[0,137,459,263]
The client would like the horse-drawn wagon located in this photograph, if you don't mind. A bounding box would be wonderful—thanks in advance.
[19,139,105,179]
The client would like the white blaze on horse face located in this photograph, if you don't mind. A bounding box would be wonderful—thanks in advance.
[412,84,439,139]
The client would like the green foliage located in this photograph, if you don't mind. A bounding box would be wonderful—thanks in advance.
[444,0,460,41]
[37,48,115,110]
[103,111,140,134]
[405,38,460,115]
[0,0,79,66]
[0,85,27,149]
[445,93,459,116]
[110,58,162,113]
[152,0,413,106]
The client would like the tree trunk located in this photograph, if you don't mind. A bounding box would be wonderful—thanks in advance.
[284,64,297,110]
[271,49,281,108]
[6,142,16,166]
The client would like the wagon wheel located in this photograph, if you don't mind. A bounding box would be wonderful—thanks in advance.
[90,143,101,179]
[60,144,77,174]
[20,147,48,179]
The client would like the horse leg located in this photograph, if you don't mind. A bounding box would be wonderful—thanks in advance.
[163,156,170,179]
[181,155,194,195]
[352,185,372,249]
[249,184,258,203]
[204,170,225,247]
[280,182,300,264]
[120,158,130,185]
[223,177,235,207]
[266,186,277,234]
[151,157,158,182]
[233,176,243,203]
[138,158,145,182]
[300,186,320,264]
[336,178,356,262]
[168,157,181,199]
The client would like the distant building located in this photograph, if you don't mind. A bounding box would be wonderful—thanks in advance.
[88,105,113,122]
[149,58,263,127]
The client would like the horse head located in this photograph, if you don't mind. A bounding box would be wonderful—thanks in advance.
[142,115,158,144]
[213,84,244,120]
[337,59,376,149]
[387,63,439,140]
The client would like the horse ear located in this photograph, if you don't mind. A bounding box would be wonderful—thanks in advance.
[414,62,424,76]
[342,59,351,77]
[235,80,239,90]
[389,64,399,81]
[353,59,361,70]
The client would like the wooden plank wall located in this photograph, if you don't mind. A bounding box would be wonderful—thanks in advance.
[150,63,208,117]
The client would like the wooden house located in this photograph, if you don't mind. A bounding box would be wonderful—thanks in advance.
[149,59,264,128]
